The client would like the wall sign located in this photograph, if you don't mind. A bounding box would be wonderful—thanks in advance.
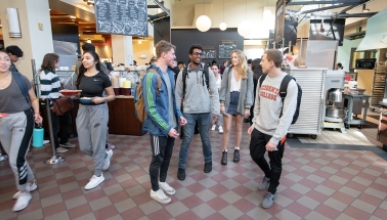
[94,0,148,37]
[219,40,237,58]
[202,46,216,59]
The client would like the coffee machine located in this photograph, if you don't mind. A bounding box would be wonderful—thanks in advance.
[323,70,346,133]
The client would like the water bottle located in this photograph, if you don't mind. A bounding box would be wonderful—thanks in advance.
[32,124,44,148]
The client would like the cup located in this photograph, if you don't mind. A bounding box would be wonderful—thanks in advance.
[113,88,120,95]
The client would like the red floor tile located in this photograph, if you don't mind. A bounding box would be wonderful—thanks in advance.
[315,204,341,219]
[121,207,145,220]
[344,206,371,220]
[93,205,119,220]
[286,202,312,218]
[42,202,66,217]
[207,197,229,210]
[68,203,92,219]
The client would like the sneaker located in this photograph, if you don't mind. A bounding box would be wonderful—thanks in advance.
[211,125,216,131]
[261,192,275,209]
[12,192,32,212]
[150,189,171,204]
[0,154,8,161]
[13,179,37,199]
[85,174,105,190]
[204,162,212,173]
[177,168,185,180]
[107,143,115,150]
[103,150,113,170]
[159,182,176,195]
[43,140,50,145]
[218,126,224,134]
[60,142,76,148]
[56,147,68,153]
[257,177,270,191]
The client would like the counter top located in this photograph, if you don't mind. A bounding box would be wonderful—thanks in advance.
[343,93,371,98]
[115,95,134,99]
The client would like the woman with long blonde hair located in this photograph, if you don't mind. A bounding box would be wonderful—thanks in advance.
[219,50,254,165]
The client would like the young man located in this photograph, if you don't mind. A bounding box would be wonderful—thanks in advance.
[248,49,297,209]
[142,40,187,204]
[175,44,220,180]
[5,45,23,73]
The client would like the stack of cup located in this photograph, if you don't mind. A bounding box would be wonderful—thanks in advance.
[121,80,132,96]
[112,76,120,95]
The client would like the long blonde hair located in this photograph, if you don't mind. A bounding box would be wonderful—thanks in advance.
[230,50,248,79]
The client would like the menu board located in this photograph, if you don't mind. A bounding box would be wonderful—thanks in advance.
[219,40,237,58]
[94,0,148,37]
[202,46,216,59]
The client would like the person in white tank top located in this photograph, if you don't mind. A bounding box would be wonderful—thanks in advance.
[211,64,223,133]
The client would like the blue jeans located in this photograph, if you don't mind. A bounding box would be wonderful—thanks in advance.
[178,112,212,169]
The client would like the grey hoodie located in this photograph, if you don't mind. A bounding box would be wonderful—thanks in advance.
[175,64,220,115]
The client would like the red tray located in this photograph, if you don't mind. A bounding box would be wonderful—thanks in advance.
[59,90,81,95]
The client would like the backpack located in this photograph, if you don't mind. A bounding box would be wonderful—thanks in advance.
[259,74,302,124]
[13,72,31,107]
[134,68,162,123]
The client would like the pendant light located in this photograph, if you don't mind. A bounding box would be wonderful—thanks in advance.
[219,0,227,31]
[238,0,253,38]
[196,0,212,32]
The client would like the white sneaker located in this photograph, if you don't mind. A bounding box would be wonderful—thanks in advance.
[12,192,32,212]
[150,189,171,204]
[218,126,224,134]
[57,147,68,153]
[211,125,216,131]
[13,179,37,199]
[43,140,50,145]
[60,142,76,148]
[103,150,113,170]
[159,182,176,195]
[85,174,105,190]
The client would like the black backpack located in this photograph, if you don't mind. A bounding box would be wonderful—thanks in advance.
[259,74,302,124]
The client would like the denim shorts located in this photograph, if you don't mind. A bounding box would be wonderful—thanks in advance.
[227,91,240,115]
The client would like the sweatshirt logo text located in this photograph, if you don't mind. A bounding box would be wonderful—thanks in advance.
[260,85,279,101]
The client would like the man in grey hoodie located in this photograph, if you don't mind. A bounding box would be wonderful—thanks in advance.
[175,44,220,180]
[248,49,297,209]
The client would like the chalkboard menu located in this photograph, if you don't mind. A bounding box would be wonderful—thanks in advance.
[202,46,216,59]
[219,40,237,58]
[94,0,148,37]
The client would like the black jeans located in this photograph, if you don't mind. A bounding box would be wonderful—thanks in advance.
[149,133,175,191]
[249,128,285,194]
[51,111,71,149]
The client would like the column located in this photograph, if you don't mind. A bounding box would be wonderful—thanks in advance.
[0,0,54,80]
[111,35,133,66]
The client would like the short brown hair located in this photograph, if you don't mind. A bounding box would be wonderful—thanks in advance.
[155,40,176,58]
[264,49,283,68]
[40,53,59,72]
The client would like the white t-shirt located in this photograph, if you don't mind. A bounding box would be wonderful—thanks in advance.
[216,76,221,90]
[230,71,241,92]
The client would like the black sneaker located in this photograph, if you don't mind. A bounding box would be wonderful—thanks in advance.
[177,168,185,180]
[204,162,212,173]
[233,149,240,163]
[221,151,227,165]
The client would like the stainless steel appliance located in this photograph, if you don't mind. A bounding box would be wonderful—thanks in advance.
[355,58,376,69]
[323,70,346,133]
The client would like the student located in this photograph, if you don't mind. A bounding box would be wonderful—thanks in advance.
[142,40,187,204]
[5,45,23,73]
[39,53,74,153]
[248,49,297,209]
[0,50,42,212]
[219,50,254,165]
[211,63,223,133]
[75,51,115,190]
[175,44,220,181]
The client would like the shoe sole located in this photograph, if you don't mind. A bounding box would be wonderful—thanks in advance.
[257,186,269,191]
[12,195,32,212]
[161,189,176,196]
[103,151,113,170]
[151,196,172,204]
[85,178,105,190]
[261,202,274,209]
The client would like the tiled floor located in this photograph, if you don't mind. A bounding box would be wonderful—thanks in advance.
[1,119,387,220]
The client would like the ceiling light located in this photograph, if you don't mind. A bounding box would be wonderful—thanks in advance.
[238,21,253,38]
[138,40,142,44]
[86,39,91,43]
[219,22,227,31]
[196,15,211,32]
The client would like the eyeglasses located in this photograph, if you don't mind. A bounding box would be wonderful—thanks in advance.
[192,52,203,56]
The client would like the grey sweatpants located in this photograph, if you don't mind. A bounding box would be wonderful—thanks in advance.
[76,103,109,176]
[0,109,35,191]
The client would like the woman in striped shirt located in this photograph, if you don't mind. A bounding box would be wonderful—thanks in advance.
[39,53,74,153]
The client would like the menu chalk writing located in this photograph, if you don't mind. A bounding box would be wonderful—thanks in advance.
[95,0,148,37]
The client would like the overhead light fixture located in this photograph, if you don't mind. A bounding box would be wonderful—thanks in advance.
[219,0,227,31]
[6,8,22,38]
[238,0,253,38]
[362,4,370,13]
[86,39,91,43]
[196,0,212,32]
[138,40,142,44]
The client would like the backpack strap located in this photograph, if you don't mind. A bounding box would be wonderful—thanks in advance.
[148,68,162,95]
[12,72,31,106]
[258,74,267,88]
[202,65,210,90]
[182,67,188,96]
[279,75,294,117]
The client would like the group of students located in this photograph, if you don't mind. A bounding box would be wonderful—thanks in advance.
[0,44,115,212]
[0,40,297,212]
[142,40,298,208]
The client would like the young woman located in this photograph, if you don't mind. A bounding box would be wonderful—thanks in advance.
[39,53,74,153]
[76,51,115,190]
[0,50,42,212]
[211,64,223,133]
[219,50,254,165]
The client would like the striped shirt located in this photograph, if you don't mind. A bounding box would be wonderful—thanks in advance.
[40,69,62,99]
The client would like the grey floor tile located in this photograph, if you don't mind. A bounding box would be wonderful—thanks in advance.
[191,203,216,219]
[18,209,43,220]
[114,198,137,213]
[165,201,189,217]
[139,201,162,215]
[65,195,88,210]
[219,205,244,219]
[196,189,217,202]
[89,197,112,211]
[41,194,63,208]
[44,211,70,220]
[74,213,96,220]
[220,191,242,204]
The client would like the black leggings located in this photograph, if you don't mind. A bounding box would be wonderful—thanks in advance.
[249,128,285,194]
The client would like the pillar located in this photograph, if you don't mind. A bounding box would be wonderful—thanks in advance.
[0,0,54,80]
[111,35,133,66]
